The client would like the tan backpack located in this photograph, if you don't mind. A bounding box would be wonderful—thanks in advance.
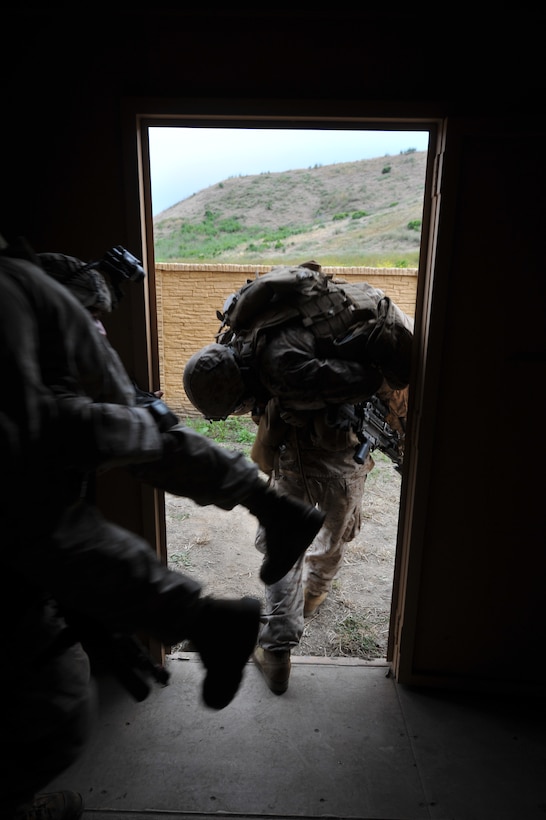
[216,262,413,389]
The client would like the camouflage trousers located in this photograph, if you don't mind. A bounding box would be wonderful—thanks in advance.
[255,462,370,651]
[5,643,96,813]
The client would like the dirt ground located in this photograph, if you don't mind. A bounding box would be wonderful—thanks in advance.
[165,452,401,660]
[165,451,400,660]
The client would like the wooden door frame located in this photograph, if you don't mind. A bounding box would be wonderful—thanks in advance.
[121,98,446,673]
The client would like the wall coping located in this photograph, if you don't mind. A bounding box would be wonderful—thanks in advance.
[156,263,418,277]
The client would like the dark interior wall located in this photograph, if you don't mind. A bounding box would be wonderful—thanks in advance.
[409,127,546,687]
[2,9,541,246]
[2,9,545,689]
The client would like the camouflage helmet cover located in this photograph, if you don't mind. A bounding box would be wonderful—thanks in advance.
[38,252,113,313]
[183,343,245,421]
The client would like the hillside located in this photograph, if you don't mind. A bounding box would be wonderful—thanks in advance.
[153,149,427,267]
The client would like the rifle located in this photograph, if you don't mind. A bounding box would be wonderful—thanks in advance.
[331,397,404,473]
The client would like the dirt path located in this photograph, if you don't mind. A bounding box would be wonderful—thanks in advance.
[165,452,401,659]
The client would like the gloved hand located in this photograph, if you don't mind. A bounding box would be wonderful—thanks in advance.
[133,383,179,433]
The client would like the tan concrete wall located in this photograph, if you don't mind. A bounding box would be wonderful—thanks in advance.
[155,263,418,416]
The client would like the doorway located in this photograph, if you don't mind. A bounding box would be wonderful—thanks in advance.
[136,115,438,664]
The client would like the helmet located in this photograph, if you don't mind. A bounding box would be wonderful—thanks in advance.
[183,344,245,421]
[38,253,113,313]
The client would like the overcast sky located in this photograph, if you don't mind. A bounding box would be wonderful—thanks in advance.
[149,126,430,215]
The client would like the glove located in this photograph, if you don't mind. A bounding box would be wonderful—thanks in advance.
[133,383,179,433]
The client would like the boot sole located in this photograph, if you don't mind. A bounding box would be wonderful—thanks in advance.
[201,597,261,709]
[260,507,326,585]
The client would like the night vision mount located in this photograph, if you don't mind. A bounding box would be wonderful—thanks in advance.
[99,245,146,284]
[81,245,146,301]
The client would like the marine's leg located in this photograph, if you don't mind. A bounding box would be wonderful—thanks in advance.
[5,643,95,819]
[303,469,368,616]
[252,475,307,694]
[136,426,324,585]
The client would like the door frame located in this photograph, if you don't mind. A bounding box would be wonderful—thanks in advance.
[121,98,447,674]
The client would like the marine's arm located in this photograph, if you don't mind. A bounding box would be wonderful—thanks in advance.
[0,261,256,645]
[1,257,260,507]
[133,424,260,509]
[257,325,384,409]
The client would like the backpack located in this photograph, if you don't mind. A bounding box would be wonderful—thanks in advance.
[216,262,413,389]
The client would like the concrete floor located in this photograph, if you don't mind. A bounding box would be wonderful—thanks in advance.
[47,654,546,820]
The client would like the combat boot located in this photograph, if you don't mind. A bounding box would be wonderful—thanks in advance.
[253,647,291,694]
[14,791,83,820]
[190,596,261,709]
[243,483,325,584]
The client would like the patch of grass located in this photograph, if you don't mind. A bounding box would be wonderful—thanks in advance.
[168,550,193,569]
[365,451,400,493]
[182,415,256,455]
[218,250,420,268]
[168,511,191,523]
[332,612,384,659]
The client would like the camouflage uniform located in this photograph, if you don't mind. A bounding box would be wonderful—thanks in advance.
[253,398,373,650]
[184,263,412,658]
[251,382,408,652]
[0,251,265,812]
